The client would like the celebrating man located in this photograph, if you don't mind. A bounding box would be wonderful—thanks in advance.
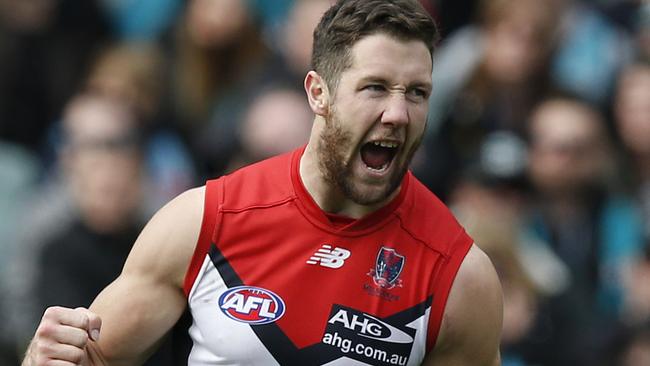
[23,0,502,365]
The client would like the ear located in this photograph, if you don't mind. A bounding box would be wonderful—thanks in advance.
[304,70,330,116]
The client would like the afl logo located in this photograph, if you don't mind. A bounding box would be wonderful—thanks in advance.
[218,286,286,325]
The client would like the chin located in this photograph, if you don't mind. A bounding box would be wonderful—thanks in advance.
[341,176,399,206]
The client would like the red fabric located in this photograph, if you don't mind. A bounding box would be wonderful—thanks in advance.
[184,146,473,351]
[425,232,472,352]
[183,179,222,297]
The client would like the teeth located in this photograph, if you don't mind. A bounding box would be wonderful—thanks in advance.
[367,162,389,172]
[372,141,398,148]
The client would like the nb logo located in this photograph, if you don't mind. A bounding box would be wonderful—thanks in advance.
[306,244,351,269]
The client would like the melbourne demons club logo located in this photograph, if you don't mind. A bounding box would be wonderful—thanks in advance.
[368,247,405,289]
[218,286,286,325]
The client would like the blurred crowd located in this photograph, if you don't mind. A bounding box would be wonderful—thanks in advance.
[0,0,648,365]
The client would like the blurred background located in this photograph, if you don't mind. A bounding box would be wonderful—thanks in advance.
[0,0,648,365]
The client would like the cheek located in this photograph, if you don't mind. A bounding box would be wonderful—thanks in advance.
[335,103,377,133]
[408,106,428,136]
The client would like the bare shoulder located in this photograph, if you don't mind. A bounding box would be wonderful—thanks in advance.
[121,186,206,287]
[425,244,503,366]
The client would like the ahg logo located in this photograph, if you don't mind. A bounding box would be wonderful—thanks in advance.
[328,309,413,344]
[306,244,351,269]
[321,304,416,365]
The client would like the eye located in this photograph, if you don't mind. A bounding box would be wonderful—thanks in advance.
[363,84,386,93]
[407,88,428,101]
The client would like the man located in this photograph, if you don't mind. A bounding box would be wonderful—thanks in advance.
[525,97,644,365]
[23,1,502,365]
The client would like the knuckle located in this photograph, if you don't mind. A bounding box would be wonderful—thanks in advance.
[42,306,60,319]
[76,331,90,346]
[77,313,90,328]
[33,354,48,366]
[64,327,89,348]
[70,348,86,363]
[34,341,53,356]
[35,322,55,338]
[75,307,90,319]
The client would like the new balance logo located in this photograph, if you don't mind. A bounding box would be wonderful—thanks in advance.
[307,244,351,269]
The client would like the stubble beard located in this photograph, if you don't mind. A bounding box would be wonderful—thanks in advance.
[318,112,420,206]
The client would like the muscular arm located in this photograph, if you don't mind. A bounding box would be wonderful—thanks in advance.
[24,187,205,366]
[87,186,205,365]
[424,244,503,366]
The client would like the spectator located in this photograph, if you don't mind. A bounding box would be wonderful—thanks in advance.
[525,97,645,365]
[448,131,569,365]
[170,0,267,127]
[36,94,145,309]
[84,42,197,212]
[170,0,271,177]
[415,0,556,198]
[7,94,187,365]
[7,94,141,344]
[225,85,313,172]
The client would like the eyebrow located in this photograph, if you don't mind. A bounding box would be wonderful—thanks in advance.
[358,76,432,91]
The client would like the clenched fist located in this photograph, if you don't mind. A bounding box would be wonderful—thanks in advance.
[23,306,102,366]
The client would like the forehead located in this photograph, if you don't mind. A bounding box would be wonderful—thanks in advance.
[65,99,134,141]
[343,33,432,84]
[532,102,600,143]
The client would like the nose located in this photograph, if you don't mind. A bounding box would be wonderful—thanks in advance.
[381,94,409,127]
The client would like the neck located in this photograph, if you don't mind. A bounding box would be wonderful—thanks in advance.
[299,133,399,219]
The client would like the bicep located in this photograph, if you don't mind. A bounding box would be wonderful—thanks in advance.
[424,244,503,366]
[86,187,205,365]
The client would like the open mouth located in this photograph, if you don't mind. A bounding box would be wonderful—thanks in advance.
[360,141,400,172]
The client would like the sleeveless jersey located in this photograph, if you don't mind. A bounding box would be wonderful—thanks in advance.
[183,147,473,366]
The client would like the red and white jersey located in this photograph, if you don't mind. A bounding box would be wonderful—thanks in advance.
[183,147,473,366]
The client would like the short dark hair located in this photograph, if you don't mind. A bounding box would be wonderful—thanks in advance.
[311,0,439,93]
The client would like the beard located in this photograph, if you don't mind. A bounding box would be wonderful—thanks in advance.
[317,111,420,206]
